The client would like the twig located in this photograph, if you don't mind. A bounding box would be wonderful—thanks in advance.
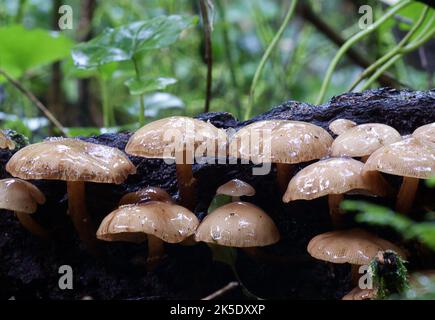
[315,0,412,105]
[245,0,299,120]
[298,3,400,89]
[0,69,67,136]
[199,0,213,113]
[202,282,239,300]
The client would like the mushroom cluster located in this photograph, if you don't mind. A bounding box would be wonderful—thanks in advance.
[2,116,433,300]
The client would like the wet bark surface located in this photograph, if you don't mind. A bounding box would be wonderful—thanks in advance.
[0,88,434,300]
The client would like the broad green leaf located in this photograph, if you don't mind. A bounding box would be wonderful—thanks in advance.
[208,244,238,267]
[125,77,177,95]
[407,223,435,250]
[71,15,197,69]
[427,177,435,187]
[0,25,73,79]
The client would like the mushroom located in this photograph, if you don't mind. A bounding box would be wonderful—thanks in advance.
[125,116,226,210]
[97,201,199,268]
[195,201,280,248]
[412,122,434,143]
[6,138,136,253]
[342,287,375,300]
[328,119,356,136]
[307,228,406,285]
[363,137,435,214]
[119,186,173,206]
[0,130,15,150]
[216,179,255,202]
[283,158,391,227]
[0,178,48,238]
[233,120,333,192]
[331,123,402,161]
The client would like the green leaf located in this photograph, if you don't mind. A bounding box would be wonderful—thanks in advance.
[125,77,177,95]
[407,223,435,251]
[0,25,73,79]
[427,177,435,188]
[208,244,238,267]
[71,15,197,69]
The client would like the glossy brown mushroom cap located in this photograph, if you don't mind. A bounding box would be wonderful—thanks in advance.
[216,179,255,197]
[6,138,136,184]
[125,116,226,160]
[96,201,199,243]
[329,119,356,136]
[412,123,435,143]
[307,229,406,265]
[0,178,45,213]
[331,123,402,158]
[363,137,435,179]
[195,201,280,247]
[119,187,173,205]
[283,158,390,202]
[233,120,333,164]
[0,131,15,150]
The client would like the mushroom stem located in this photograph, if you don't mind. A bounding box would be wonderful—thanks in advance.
[146,234,166,270]
[396,177,419,214]
[328,194,344,228]
[15,211,50,239]
[175,150,196,210]
[67,181,99,254]
[276,163,292,193]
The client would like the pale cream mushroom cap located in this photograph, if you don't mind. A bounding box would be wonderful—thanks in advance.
[216,179,255,197]
[6,138,136,184]
[0,131,15,150]
[283,158,390,202]
[125,116,226,160]
[307,228,406,266]
[331,123,402,158]
[119,187,173,206]
[329,119,356,136]
[0,178,45,214]
[363,137,435,179]
[96,201,199,243]
[412,123,435,143]
[233,120,333,164]
[195,201,280,247]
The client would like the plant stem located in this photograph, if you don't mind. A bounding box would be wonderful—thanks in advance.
[244,0,298,120]
[349,6,429,91]
[315,0,412,105]
[199,0,213,113]
[98,74,110,127]
[132,56,145,126]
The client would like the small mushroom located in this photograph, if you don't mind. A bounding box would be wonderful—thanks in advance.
[342,287,375,300]
[6,138,136,253]
[195,201,280,247]
[216,179,255,202]
[363,137,435,214]
[307,228,406,285]
[412,122,435,143]
[0,178,48,238]
[329,119,356,136]
[126,116,226,210]
[331,123,402,161]
[233,120,333,192]
[0,130,15,150]
[283,158,391,227]
[119,186,173,206]
[97,201,199,268]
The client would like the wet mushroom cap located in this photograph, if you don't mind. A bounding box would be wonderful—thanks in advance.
[97,201,199,243]
[283,158,389,202]
[0,178,45,214]
[216,179,255,197]
[195,201,280,247]
[125,116,226,159]
[331,123,402,158]
[307,228,406,265]
[233,120,333,164]
[412,122,435,143]
[329,119,356,136]
[0,131,15,150]
[6,138,136,183]
[119,187,173,205]
[363,137,435,179]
